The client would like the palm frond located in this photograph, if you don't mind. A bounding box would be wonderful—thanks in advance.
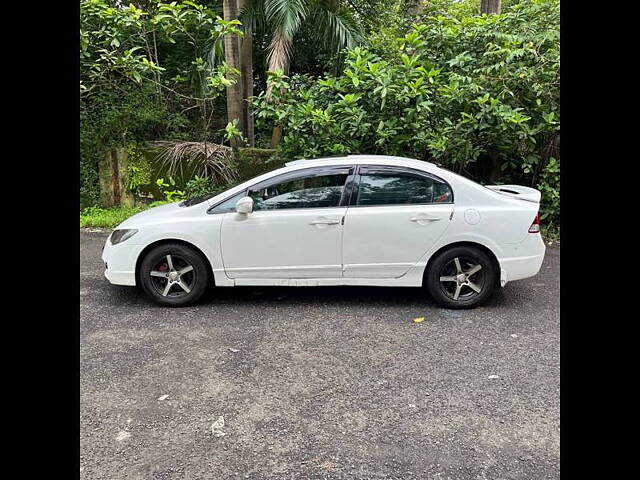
[150,141,238,184]
[311,0,362,55]
[241,0,268,33]
[264,0,309,40]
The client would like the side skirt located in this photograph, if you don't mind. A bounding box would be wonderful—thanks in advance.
[211,263,427,287]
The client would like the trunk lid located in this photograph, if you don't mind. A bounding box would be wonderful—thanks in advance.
[485,184,541,203]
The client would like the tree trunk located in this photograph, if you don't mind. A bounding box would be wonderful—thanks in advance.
[480,0,501,14]
[99,148,134,207]
[267,32,292,148]
[407,0,425,16]
[270,125,283,148]
[223,0,244,148]
[240,0,254,147]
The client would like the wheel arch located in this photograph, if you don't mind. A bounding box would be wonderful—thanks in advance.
[422,241,501,287]
[134,238,215,287]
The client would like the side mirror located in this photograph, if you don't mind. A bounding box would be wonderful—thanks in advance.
[235,196,254,214]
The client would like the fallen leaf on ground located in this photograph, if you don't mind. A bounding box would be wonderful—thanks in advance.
[413,317,425,323]
[115,430,131,442]
[211,416,226,437]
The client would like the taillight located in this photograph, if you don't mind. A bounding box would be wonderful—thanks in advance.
[528,213,540,233]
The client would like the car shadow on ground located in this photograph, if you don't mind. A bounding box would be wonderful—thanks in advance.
[105,282,511,311]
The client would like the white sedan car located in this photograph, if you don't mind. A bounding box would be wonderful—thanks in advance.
[102,155,545,308]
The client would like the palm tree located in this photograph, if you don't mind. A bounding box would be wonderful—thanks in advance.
[481,0,501,14]
[223,0,245,148]
[240,0,255,146]
[248,0,362,147]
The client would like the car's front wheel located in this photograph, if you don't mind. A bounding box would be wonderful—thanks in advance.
[425,245,496,309]
[139,243,210,307]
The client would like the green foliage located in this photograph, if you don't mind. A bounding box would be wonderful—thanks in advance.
[184,175,216,198]
[80,109,101,207]
[155,177,186,202]
[80,0,244,208]
[235,147,284,179]
[253,0,560,223]
[80,83,186,208]
[81,0,242,98]
[80,202,170,229]
[541,224,560,245]
[81,205,143,228]
[126,144,154,191]
[537,156,559,223]
[223,120,244,144]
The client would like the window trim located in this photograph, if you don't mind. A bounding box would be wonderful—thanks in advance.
[206,165,355,214]
[206,190,248,215]
[350,165,455,207]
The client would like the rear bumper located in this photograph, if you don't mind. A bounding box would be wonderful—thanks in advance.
[101,236,144,286]
[498,234,546,286]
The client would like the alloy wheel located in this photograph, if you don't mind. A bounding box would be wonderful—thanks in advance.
[438,256,485,301]
[149,254,196,298]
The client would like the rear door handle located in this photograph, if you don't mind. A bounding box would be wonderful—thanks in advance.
[410,216,441,223]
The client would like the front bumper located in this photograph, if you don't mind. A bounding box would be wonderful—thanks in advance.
[101,235,145,286]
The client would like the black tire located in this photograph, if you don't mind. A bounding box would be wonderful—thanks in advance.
[139,243,210,307]
[425,245,496,309]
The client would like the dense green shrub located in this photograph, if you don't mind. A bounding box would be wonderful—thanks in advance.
[80,0,243,209]
[254,0,559,223]
[235,148,283,179]
[179,148,283,199]
[80,204,165,229]
[537,156,559,224]
[80,83,189,209]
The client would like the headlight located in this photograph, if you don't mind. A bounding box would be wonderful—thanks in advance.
[110,229,138,245]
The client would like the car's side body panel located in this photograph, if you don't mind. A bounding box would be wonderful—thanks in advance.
[220,207,347,278]
[342,203,454,278]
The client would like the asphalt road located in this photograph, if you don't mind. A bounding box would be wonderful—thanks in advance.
[80,230,560,480]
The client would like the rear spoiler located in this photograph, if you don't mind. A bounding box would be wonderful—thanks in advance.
[485,184,541,203]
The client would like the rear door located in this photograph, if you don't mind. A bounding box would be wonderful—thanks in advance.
[220,166,353,279]
[342,165,454,278]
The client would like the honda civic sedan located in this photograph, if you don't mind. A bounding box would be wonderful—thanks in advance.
[102,155,545,308]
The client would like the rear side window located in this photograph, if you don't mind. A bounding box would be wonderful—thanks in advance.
[356,171,452,206]
[249,172,348,210]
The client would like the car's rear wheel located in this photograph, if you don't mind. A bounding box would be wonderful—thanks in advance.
[425,246,496,309]
[139,243,209,307]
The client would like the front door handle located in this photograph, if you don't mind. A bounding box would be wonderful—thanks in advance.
[310,219,340,225]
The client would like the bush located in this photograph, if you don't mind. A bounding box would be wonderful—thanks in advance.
[80,202,169,229]
[537,156,559,224]
[235,147,284,180]
[253,0,560,224]
[80,83,189,209]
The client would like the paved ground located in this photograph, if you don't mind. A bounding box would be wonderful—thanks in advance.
[80,230,559,480]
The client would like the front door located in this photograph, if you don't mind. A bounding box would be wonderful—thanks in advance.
[342,166,455,278]
[220,166,352,279]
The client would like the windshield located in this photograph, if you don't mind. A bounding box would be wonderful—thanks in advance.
[179,192,219,207]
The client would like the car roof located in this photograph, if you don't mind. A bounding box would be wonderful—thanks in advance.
[284,155,439,171]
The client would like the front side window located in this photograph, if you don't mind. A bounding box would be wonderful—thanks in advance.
[209,191,246,214]
[356,171,452,206]
[249,172,348,210]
